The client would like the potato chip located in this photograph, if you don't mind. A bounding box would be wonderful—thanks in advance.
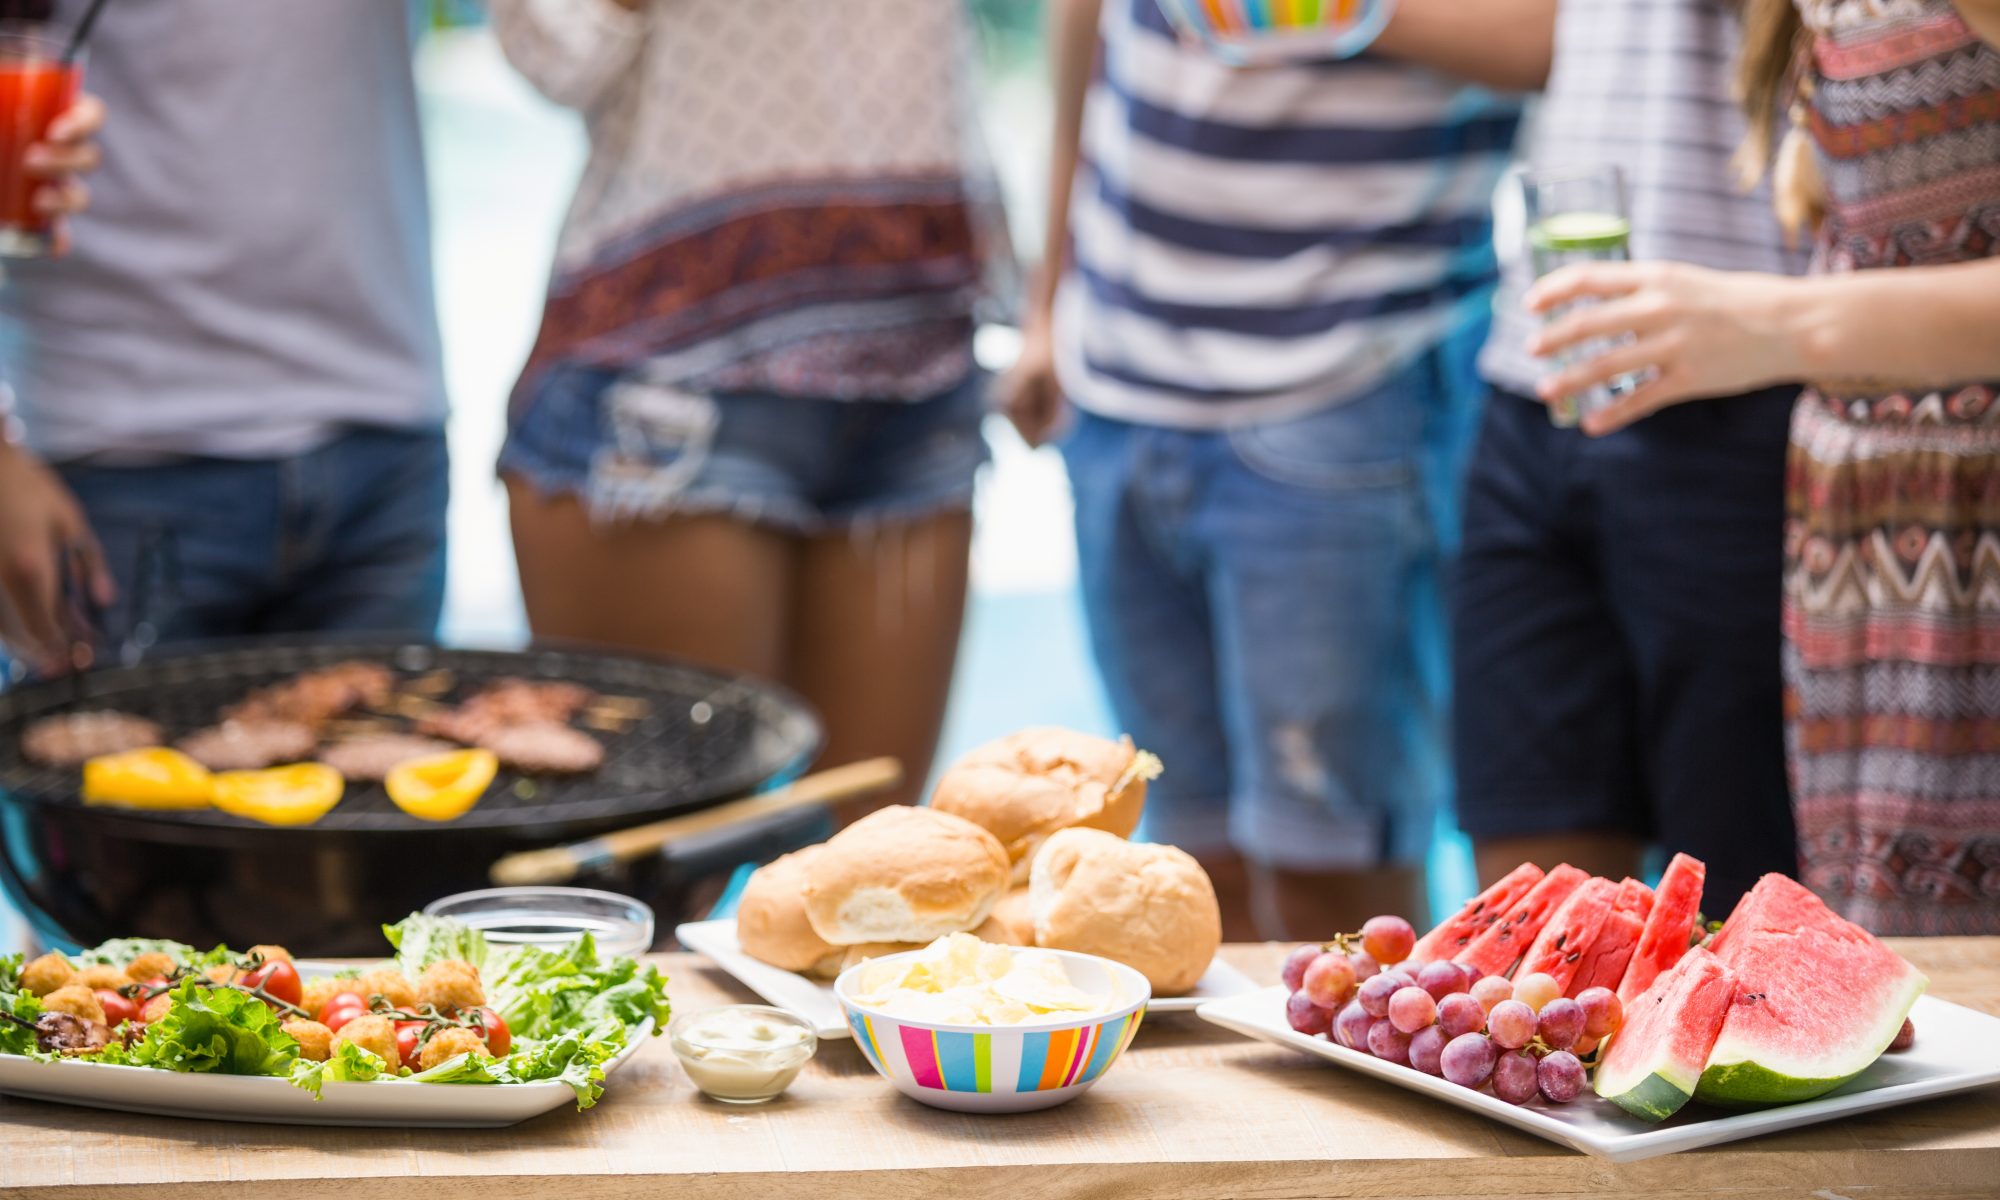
[849,933,1113,1025]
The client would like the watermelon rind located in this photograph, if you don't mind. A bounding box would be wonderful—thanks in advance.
[1598,1061,1699,1123]
[1693,971,1927,1108]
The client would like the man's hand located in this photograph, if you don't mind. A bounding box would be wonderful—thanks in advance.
[25,91,104,252]
[0,443,113,674]
[998,319,1067,448]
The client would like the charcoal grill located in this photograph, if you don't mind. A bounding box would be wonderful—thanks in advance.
[0,638,823,953]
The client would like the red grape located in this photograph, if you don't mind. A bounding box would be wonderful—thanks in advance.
[1302,952,1359,1009]
[1440,1032,1498,1088]
[1537,997,1585,1051]
[1387,986,1438,1034]
[1408,1025,1447,1076]
[1349,951,1380,983]
[1416,960,1469,1000]
[1537,1050,1586,1103]
[1514,972,1561,1012]
[1491,1048,1540,1105]
[1437,992,1486,1039]
[1576,986,1622,1038]
[1487,999,1537,1050]
[1365,1019,1412,1066]
[1470,975,1513,1013]
[1280,945,1320,993]
[1357,970,1412,1018]
[1285,990,1334,1036]
[1334,1000,1374,1050]
[1360,915,1416,966]
[1889,1017,1915,1052]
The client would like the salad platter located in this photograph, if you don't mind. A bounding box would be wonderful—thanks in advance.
[0,917,668,1128]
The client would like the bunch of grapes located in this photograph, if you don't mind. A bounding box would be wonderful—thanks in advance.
[1279,915,1624,1107]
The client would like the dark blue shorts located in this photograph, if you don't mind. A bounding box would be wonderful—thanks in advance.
[1450,385,1800,906]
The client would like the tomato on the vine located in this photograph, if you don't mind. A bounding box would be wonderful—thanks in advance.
[96,989,138,1027]
[472,1006,511,1056]
[240,958,302,1007]
[318,995,368,1034]
[394,1020,427,1069]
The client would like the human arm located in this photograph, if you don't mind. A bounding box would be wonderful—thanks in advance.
[0,441,113,675]
[487,0,645,112]
[997,0,1102,449]
[1524,258,2000,436]
[1369,0,1557,92]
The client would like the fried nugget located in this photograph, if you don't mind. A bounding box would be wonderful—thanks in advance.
[359,969,418,1010]
[245,944,294,966]
[303,976,365,1015]
[331,1014,399,1067]
[124,952,177,983]
[416,1025,491,1071]
[283,1019,334,1062]
[41,984,106,1024]
[76,964,128,990]
[416,960,484,1013]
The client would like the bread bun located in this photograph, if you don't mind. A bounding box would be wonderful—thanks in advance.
[931,727,1158,882]
[972,887,1034,947]
[737,848,843,974]
[803,805,1010,944]
[1030,828,1220,995]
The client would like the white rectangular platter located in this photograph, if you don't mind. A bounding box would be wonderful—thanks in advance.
[676,917,1255,1039]
[0,962,651,1128]
[1198,985,2000,1163]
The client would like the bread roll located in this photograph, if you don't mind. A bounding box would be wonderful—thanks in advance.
[931,727,1159,882]
[972,887,1034,947]
[736,847,842,975]
[1030,828,1220,995]
[803,805,1010,944]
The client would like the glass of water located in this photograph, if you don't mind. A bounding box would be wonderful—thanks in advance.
[1523,165,1635,427]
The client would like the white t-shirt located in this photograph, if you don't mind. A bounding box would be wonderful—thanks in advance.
[1,0,445,462]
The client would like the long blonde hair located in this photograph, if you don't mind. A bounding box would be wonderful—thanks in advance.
[1734,0,1820,233]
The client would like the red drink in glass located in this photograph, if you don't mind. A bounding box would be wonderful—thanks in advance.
[0,23,77,257]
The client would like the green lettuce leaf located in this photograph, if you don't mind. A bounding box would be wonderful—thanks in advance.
[0,982,44,1057]
[405,1031,622,1109]
[130,979,297,1076]
[76,938,234,970]
[484,933,670,1043]
[289,1040,392,1097]
[383,914,491,978]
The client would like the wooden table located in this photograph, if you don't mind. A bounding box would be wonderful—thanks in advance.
[5,941,1997,1199]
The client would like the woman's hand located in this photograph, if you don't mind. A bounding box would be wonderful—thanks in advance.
[1525,261,1805,436]
[998,317,1068,449]
[0,443,113,675]
[25,92,105,252]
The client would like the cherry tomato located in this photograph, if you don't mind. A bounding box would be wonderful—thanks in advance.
[240,958,302,1007]
[472,1006,511,1056]
[395,1020,427,1069]
[318,995,368,1033]
[96,989,138,1027]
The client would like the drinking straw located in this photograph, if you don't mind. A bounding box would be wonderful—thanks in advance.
[61,0,111,65]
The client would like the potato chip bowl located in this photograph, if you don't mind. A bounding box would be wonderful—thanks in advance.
[1154,0,1400,65]
[834,948,1152,1114]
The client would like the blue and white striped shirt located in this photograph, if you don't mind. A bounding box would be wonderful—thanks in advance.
[1054,0,1521,427]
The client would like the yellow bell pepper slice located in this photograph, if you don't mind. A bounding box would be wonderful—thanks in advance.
[385,748,498,822]
[212,763,346,827]
[82,748,215,809]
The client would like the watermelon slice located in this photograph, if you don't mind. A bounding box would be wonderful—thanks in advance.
[1518,877,1617,992]
[1410,861,1544,966]
[1694,874,1928,1107]
[1594,946,1736,1121]
[1617,852,1705,1005]
[1568,905,1643,997]
[1456,863,1588,978]
[1614,877,1654,919]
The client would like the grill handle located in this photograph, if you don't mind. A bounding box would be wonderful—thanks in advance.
[487,756,903,887]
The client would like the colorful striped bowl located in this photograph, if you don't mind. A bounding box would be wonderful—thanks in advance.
[833,949,1151,1113]
[1153,0,1399,65]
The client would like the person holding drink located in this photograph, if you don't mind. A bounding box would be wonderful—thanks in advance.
[1450,0,1808,913]
[1525,0,2000,934]
[0,1,448,676]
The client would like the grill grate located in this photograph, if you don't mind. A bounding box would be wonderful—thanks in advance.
[0,640,819,833]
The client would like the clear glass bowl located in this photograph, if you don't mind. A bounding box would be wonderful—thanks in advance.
[669,1005,817,1104]
[421,886,656,960]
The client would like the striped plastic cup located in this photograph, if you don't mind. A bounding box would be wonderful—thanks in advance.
[834,948,1152,1113]
[1153,0,1400,64]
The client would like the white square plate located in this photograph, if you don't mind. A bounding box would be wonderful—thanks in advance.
[676,917,1255,1038]
[0,963,651,1127]
[1197,985,2000,1162]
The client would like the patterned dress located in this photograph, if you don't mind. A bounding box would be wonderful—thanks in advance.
[1785,0,2000,933]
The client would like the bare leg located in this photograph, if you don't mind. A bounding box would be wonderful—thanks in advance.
[786,510,973,821]
[1473,832,1643,890]
[505,477,794,680]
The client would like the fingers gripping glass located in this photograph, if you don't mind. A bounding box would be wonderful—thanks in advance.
[1522,167,1644,428]
[0,20,82,259]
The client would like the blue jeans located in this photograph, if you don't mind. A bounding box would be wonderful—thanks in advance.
[57,427,448,648]
[1063,349,1460,871]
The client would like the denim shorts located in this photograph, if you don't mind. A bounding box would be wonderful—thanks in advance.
[500,363,991,531]
[1063,349,1460,871]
